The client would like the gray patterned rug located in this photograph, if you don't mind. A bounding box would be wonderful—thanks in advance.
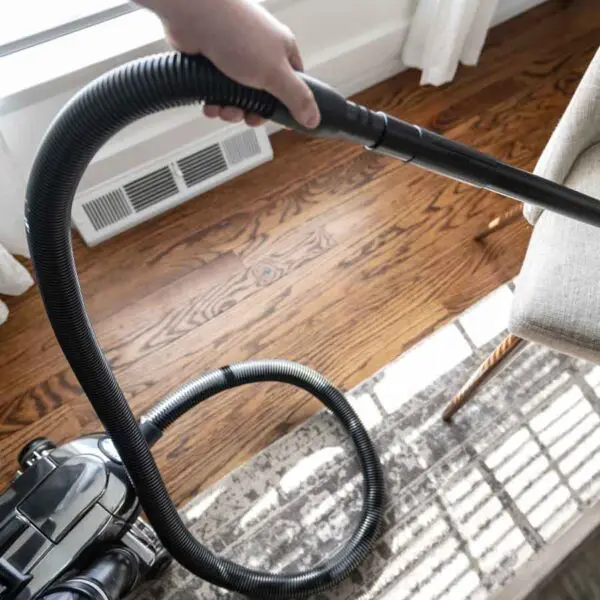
[133,281,600,600]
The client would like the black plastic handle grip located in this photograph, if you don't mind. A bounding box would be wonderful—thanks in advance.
[269,71,386,147]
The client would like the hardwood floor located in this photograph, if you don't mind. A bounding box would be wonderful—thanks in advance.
[1,0,599,507]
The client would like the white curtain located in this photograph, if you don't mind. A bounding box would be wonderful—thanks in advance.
[402,0,501,86]
[0,131,33,325]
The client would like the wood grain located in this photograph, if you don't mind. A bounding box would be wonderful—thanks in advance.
[1,0,598,504]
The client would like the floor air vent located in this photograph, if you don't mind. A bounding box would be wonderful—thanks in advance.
[72,126,273,246]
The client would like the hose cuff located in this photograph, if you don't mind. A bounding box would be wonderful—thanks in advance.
[139,420,163,447]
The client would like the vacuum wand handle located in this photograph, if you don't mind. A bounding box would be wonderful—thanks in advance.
[270,72,600,228]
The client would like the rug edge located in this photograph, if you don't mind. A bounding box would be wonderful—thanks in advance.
[489,498,600,600]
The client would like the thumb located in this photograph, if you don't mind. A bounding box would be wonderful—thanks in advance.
[267,63,321,129]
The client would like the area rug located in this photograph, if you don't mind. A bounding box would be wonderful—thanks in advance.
[132,280,600,600]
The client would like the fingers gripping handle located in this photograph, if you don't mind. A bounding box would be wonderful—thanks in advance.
[269,71,387,146]
[188,54,385,145]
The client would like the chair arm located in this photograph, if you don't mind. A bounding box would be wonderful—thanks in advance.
[525,45,600,226]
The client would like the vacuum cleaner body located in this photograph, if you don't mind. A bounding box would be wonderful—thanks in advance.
[0,436,170,600]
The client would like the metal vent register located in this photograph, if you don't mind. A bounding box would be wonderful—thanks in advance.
[72,127,273,246]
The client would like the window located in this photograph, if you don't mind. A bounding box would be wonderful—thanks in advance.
[1,0,139,57]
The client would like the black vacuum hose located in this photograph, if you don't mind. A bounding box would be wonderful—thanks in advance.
[25,52,384,599]
[142,360,366,434]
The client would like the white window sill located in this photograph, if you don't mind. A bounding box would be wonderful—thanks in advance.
[0,0,292,116]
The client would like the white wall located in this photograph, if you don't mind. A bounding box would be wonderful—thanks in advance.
[0,0,417,194]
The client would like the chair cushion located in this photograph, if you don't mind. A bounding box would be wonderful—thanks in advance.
[510,142,600,364]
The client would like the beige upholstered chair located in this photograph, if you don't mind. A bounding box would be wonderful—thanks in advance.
[443,45,600,421]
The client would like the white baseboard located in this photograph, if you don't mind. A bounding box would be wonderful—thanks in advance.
[493,0,549,27]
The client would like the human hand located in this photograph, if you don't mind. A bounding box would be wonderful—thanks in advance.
[140,0,321,129]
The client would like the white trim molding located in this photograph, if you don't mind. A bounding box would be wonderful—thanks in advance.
[493,0,549,27]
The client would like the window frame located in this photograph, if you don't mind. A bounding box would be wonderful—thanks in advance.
[1,2,140,58]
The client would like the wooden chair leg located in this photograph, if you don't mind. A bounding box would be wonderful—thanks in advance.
[442,334,526,422]
[475,205,523,241]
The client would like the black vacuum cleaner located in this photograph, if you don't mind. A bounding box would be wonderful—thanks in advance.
[2,52,600,600]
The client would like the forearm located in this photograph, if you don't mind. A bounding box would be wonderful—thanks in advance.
[135,0,212,25]
[135,0,240,26]
[134,0,252,59]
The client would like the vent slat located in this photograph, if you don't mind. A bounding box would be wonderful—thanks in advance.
[181,154,227,172]
[182,159,228,182]
[125,172,175,192]
[130,192,175,210]
[82,189,132,231]
[178,147,222,168]
[104,197,118,225]
[130,181,179,198]
[222,129,261,166]
[130,195,174,210]
[176,143,227,188]
[87,203,100,229]
[91,203,106,229]
[132,199,163,211]
[192,158,225,175]
[124,166,178,212]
